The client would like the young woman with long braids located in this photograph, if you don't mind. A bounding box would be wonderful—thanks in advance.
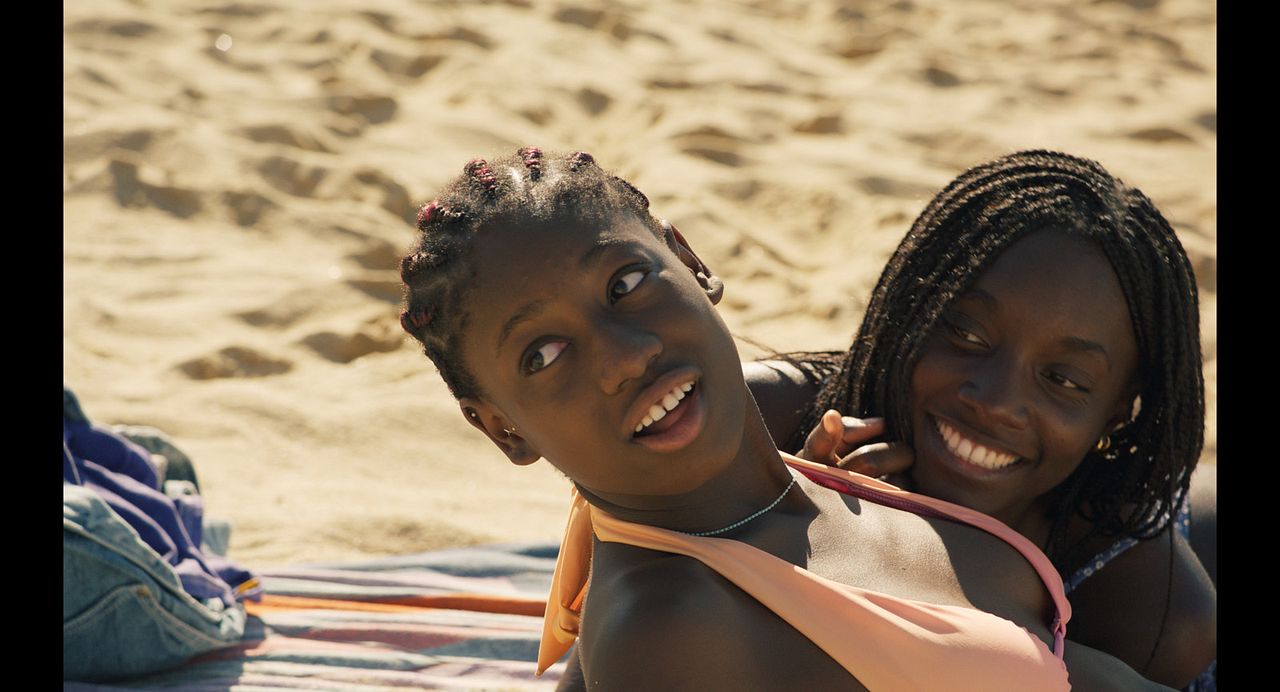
[398,148,1173,690]
[745,150,1215,689]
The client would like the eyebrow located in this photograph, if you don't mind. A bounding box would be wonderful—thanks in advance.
[959,288,1111,366]
[494,237,638,351]
[957,288,999,312]
[1059,336,1111,367]
[579,236,633,271]
[497,299,547,352]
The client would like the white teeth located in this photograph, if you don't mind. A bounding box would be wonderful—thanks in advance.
[935,419,1018,469]
[634,382,695,434]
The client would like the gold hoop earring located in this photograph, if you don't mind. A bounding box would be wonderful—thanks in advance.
[1094,433,1112,452]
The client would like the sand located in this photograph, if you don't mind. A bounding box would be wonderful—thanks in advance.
[63,0,1216,568]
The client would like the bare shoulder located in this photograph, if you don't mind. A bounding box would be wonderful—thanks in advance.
[578,543,864,691]
[1066,528,1215,689]
[742,359,822,448]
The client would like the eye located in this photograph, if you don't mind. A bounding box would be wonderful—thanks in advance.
[609,269,648,302]
[523,340,568,374]
[942,316,988,349]
[1043,369,1089,393]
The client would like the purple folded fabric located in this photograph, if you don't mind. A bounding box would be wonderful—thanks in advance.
[64,417,260,606]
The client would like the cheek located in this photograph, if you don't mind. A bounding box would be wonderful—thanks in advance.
[908,344,953,406]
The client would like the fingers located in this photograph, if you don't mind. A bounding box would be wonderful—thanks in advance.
[836,416,885,451]
[800,410,844,466]
[837,442,914,478]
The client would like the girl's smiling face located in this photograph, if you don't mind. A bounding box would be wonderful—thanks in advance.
[455,213,749,499]
[908,229,1141,525]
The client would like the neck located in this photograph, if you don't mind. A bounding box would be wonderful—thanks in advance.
[575,390,800,535]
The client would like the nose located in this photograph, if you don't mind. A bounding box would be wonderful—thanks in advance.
[956,354,1031,430]
[596,321,662,395]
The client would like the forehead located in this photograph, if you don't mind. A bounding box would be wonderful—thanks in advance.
[469,213,664,290]
[458,213,666,358]
[967,229,1135,345]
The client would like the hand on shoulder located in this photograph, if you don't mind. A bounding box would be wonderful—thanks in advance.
[798,409,914,478]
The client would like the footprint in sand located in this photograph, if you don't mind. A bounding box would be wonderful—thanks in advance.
[711,179,763,202]
[793,113,844,135]
[222,190,278,227]
[1125,126,1195,144]
[856,175,940,199]
[352,169,416,223]
[576,87,611,116]
[922,65,962,88]
[347,238,402,272]
[65,128,157,164]
[370,49,444,80]
[67,18,160,38]
[327,94,398,125]
[553,6,606,30]
[411,26,494,50]
[674,126,751,167]
[177,346,293,379]
[238,124,334,153]
[831,35,886,61]
[1192,111,1215,133]
[109,159,203,218]
[300,326,404,363]
[236,291,320,329]
[194,3,274,18]
[256,156,328,197]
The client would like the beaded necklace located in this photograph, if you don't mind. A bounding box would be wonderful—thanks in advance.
[682,477,797,537]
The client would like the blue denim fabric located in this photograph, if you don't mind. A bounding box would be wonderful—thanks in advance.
[64,484,247,682]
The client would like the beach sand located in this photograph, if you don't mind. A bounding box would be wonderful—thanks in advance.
[64,0,1216,568]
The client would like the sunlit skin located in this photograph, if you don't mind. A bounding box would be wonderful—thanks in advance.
[444,211,1174,691]
[906,229,1140,539]
[737,229,1213,689]
[456,214,796,533]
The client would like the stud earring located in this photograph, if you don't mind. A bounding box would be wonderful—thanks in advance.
[503,427,518,438]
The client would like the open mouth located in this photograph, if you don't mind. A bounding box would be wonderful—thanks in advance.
[634,381,694,435]
[934,417,1020,471]
[630,379,705,453]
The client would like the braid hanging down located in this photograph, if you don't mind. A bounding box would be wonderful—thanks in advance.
[786,150,1203,573]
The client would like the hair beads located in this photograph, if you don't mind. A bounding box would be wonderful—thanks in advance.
[465,159,498,194]
[518,146,543,180]
[399,148,665,401]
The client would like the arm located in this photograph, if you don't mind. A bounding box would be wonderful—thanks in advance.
[1062,642,1179,691]
[742,359,822,448]
[1066,529,1216,689]
[554,645,585,692]
[1188,462,1216,587]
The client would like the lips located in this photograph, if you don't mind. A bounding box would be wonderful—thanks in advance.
[932,417,1021,471]
[626,368,705,453]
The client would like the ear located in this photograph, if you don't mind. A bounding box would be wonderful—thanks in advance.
[662,219,724,305]
[459,399,541,466]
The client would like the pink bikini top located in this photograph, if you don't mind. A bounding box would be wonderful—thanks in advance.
[538,453,1071,691]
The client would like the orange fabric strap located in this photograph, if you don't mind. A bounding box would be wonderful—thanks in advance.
[536,454,1070,690]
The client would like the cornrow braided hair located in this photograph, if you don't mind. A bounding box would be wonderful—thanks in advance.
[399,148,664,400]
[786,150,1204,575]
